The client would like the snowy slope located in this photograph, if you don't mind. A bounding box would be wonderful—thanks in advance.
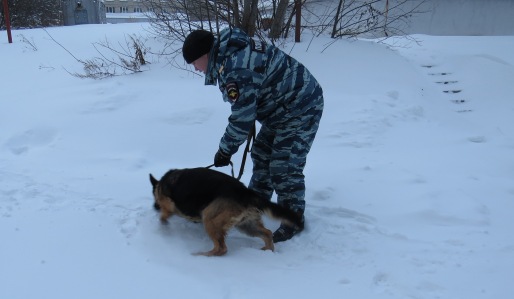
[1,24,513,299]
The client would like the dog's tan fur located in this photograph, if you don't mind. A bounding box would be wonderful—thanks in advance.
[152,181,274,256]
[149,168,302,256]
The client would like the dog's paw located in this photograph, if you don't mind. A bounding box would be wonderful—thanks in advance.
[260,245,275,252]
[193,248,228,257]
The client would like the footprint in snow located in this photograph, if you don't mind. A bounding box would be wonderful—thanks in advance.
[372,272,391,293]
[311,187,335,201]
[163,107,214,126]
[118,205,147,240]
[4,127,58,155]
[467,136,487,143]
[81,96,132,114]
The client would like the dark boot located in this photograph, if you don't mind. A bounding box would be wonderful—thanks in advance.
[272,215,305,243]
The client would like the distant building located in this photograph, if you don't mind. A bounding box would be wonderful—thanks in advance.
[104,0,151,23]
[104,0,147,14]
[62,0,107,25]
[404,0,514,36]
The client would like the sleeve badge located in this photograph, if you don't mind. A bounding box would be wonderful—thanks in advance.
[226,82,240,103]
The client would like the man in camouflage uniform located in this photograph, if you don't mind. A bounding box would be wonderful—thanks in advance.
[182,28,324,242]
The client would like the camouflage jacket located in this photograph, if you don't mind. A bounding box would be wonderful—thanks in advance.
[205,28,323,156]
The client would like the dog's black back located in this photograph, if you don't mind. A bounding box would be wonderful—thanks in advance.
[149,167,303,255]
[158,168,266,218]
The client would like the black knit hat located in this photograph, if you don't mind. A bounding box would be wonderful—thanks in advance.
[182,30,215,64]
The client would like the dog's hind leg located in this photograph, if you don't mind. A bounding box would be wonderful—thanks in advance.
[236,217,274,252]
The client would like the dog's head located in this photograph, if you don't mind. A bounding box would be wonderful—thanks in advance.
[149,173,162,211]
[149,173,177,223]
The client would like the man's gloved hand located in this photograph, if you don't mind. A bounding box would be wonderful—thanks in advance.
[214,149,231,167]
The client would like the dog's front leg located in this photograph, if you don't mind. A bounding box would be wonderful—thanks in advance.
[160,210,173,224]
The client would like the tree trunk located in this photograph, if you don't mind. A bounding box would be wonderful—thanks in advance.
[241,0,258,36]
[269,0,289,39]
[232,0,241,28]
[331,0,345,38]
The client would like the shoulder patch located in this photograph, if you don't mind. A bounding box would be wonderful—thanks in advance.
[226,82,240,103]
[251,38,266,53]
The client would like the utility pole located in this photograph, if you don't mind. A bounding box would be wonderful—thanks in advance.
[2,0,13,43]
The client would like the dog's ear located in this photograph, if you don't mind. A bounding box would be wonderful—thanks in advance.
[149,174,159,188]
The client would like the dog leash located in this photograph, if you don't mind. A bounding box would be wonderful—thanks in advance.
[206,122,255,181]
[206,161,235,178]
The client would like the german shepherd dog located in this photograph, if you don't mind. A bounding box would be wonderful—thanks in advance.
[149,167,303,256]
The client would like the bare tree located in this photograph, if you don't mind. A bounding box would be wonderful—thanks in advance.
[327,0,428,38]
[1,0,61,29]
[138,0,428,69]
[241,0,259,35]
[268,0,289,39]
[44,29,149,79]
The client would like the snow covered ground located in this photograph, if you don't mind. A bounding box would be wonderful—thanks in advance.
[1,24,513,299]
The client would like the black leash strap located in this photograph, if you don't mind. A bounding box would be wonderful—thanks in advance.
[236,121,256,180]
[206,161,235,178]
[206,121,256,181]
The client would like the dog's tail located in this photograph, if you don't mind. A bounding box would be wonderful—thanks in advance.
[262,201,304,230]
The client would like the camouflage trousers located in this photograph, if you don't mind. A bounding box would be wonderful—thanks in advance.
[248,96,323,215]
